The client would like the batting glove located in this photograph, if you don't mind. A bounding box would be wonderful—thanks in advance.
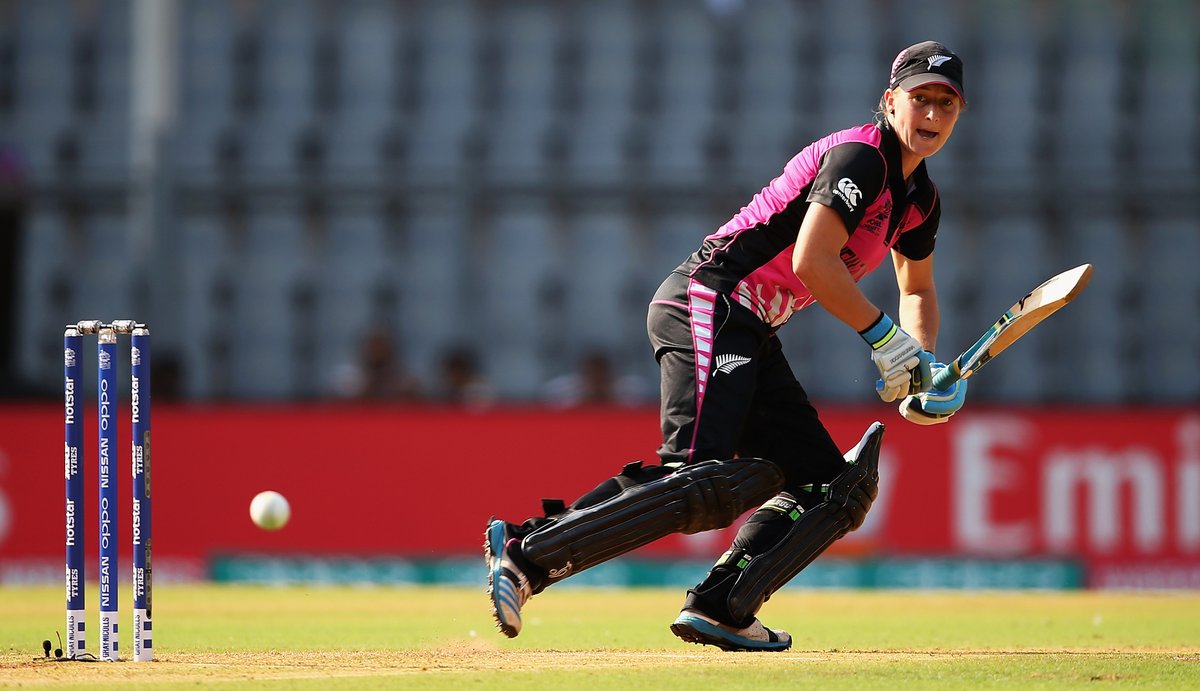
[900,362,968,425]
[860,312,934,403]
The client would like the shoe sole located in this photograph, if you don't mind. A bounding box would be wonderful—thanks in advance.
[484,519,520,638]
[670,615,791,652]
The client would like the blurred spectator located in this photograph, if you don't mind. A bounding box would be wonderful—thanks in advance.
[330,327,423,401]
[435,345,494,408]
[542,351,653,408]
[0,142,26,396]
[150,351,186,402]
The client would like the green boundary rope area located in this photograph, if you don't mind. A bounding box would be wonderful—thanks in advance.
[211,556,1084,589]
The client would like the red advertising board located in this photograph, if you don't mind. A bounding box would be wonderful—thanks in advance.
[1,404,1197,587]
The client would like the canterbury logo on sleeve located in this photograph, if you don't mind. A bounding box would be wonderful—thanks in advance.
[835,177,862,210]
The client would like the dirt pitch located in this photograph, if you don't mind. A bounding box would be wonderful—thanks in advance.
[4,645,1198,688]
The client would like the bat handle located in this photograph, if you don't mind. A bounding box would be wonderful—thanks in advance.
[931,361,963,390]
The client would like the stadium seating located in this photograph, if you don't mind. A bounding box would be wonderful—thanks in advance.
[6,0,1196,404]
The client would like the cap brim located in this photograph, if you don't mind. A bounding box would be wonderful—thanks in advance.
[897,74,966,104]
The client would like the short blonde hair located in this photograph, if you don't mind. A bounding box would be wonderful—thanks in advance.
[873,87,899,127]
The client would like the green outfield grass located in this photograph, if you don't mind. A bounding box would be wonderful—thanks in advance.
[2,585,1198,688]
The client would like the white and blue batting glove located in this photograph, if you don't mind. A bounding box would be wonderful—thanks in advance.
[900,362,968,425]
[860,312,934,403]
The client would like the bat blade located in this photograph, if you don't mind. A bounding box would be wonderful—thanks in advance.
[933,263,1093,389]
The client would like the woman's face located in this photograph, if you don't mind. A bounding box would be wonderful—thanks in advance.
[887,84,963,162]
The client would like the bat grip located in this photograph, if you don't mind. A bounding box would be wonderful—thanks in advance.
[931,362,962,391]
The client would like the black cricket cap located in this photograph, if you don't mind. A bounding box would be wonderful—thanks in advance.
[888,41,966,103]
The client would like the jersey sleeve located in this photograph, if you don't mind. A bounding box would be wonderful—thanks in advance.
[895,196,939,260]
[806,143,887,236]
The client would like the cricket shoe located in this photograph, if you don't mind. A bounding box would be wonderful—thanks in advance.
[670,609,792,652]
[485,518,532,638]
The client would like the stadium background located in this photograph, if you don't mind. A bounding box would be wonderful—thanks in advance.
[0,0,1197,590]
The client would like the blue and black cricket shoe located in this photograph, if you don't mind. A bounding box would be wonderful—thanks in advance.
[485,518,533,638]
[670,609,792,652]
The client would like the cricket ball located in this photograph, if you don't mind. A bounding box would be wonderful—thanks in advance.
[249,490,291,531]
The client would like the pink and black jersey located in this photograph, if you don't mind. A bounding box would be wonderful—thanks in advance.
[677,123,939,328]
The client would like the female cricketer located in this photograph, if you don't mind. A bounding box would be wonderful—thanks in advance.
[486,40,971,651]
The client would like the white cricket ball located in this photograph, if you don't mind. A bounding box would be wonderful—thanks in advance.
[249,490,291,531]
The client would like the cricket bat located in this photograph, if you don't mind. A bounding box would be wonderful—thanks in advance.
[927,263,1094,390]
